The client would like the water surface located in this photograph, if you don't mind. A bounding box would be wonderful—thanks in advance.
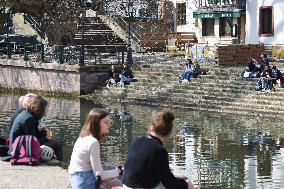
[1,94,283,189]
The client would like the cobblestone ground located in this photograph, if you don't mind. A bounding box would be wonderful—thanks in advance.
[0,161,71,189]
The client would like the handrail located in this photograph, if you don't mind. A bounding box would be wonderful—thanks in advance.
[112,16,141,44]
[23,14,45,39]
[100,2,141,44]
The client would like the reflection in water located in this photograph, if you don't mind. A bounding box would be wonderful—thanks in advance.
[0,94,284,189]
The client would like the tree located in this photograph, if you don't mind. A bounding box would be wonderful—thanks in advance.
[0,0,103,45]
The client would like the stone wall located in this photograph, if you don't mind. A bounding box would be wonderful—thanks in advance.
[217,44,264,65]
[0,59,110,94]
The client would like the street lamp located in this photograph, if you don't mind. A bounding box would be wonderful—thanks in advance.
[40,12,50,62]
[79,0,92,66]
[121,0,136,64]
[5,9,11,59]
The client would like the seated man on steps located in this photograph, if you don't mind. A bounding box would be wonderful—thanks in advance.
[179,60,193,82]
[119,64,134,86]
[106,65,120,88]
[268,65,282,91]
[256,65,272,92]
[192,60,202,78]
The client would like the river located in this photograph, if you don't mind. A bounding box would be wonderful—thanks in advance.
[0,93,283,189]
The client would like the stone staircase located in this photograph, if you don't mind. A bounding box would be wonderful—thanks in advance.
[73,16,127,53]
[91,59,284,119]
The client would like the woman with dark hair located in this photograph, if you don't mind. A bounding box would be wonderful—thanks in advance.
[68,108,122,189]
[122,108,195,189]
[8,95,49,154]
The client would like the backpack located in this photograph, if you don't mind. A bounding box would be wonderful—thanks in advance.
[10,135,41,166]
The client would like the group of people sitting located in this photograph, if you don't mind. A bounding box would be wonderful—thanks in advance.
[106,64,135,87]
[1,94,195,189]
[243,53,283,92]
[68,108,195,189]
[2,93,62,164]
[179,59,203,83]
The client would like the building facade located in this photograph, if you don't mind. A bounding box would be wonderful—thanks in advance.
[246,0,284,45]
[170,0,246,45]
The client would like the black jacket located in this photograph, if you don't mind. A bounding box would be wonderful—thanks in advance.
[122,135,188,189]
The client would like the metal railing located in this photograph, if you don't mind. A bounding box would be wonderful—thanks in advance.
[0,43,125,65]
[101,1,141,45]
[23,14,45,39]
[112,16,141,44]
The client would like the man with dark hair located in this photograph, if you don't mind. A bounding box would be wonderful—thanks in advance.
[268,66,282,90]
[259,53,269,71]
[256,65,272,91]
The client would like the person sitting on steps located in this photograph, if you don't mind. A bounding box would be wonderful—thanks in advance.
[268,65,282,91]
[106,65,120,88]
[119,64,134,86]
[256,65,272,92]
[179,60,193,83]
[192,60,202,78]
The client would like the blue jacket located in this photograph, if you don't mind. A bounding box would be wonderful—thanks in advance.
[9,110,48,153]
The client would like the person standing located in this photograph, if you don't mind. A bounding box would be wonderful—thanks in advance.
[122,108,195,189]
[68,108,122,189]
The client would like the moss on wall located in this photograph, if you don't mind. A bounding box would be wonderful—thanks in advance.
[0,85,80,100]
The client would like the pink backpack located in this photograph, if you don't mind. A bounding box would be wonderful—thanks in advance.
[10,135,41,166]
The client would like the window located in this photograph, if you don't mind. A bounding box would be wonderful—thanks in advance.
[219,17,232,36]
[202,18,214,36]
[177,3,186,26]
[259,6,273,36]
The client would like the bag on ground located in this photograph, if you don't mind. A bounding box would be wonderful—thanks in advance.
[243,71,251,78]
[10,135,41,165]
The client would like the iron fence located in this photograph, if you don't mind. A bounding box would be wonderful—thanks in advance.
[0,43,125,65]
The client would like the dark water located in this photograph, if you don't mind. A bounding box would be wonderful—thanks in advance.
[0,94,284,189]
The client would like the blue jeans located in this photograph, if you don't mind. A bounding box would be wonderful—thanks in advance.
[70,171,95,189]
[179,71,192,80]
[119,75,133,83]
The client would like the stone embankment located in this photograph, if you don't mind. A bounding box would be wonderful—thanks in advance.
[0,161,70,189]
[91,62,284,119]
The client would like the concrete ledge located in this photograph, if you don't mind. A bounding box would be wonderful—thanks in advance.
[0,161,70,189]
[0,59,117,94]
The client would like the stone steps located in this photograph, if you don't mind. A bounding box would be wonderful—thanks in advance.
[92,62,284,118]
[125,95,284,118]
[124,96,284,118]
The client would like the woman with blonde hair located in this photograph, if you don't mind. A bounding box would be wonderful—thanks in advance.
[123,108,195,189]
[68,108,122,189]
[8,95,49,154]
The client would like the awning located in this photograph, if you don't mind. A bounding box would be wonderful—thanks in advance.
[193,11,240,18]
